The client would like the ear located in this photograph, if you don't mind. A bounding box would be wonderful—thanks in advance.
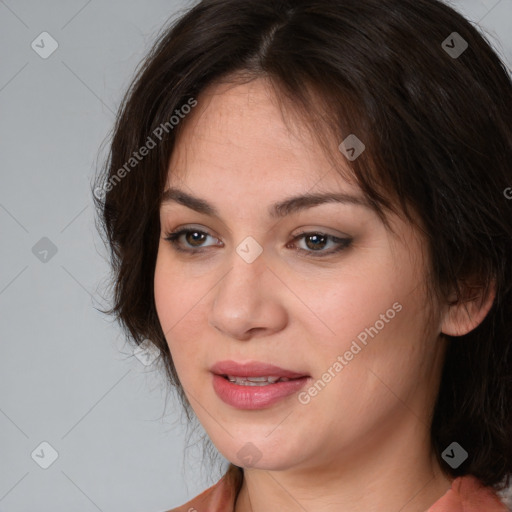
[441,281,496,337]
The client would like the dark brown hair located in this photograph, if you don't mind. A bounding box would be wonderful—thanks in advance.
[93,0,512,492]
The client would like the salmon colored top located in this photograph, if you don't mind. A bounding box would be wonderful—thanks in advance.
[165,471,509,512]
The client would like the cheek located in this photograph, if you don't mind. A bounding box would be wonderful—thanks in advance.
[154,244,206,328]
[298,246,431,381]
[153,250,203,367]
[154,246,237,399]
[296,260,403,350]
[153,253,177,335]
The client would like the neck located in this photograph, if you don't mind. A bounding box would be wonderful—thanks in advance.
[234,423,453,512]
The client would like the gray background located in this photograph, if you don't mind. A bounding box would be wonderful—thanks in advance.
[0,1,511,511]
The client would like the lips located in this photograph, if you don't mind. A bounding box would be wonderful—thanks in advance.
[210,360,310,409]
[210,360,309,379]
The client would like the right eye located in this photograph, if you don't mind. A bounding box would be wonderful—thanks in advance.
[164,228,223,253]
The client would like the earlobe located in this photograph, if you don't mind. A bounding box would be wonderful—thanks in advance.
[440,282,496,337]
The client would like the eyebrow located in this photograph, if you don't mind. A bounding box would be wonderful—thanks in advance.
[160,187,370,219]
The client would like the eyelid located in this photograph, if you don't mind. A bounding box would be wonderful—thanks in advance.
[290,226,351,239]
[288,230,352,257]
[164,227,222,251]
[163,226,352,257]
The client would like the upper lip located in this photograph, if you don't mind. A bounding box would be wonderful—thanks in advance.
[211,360,309,379]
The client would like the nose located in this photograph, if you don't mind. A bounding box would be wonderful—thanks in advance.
[208,250,288,341]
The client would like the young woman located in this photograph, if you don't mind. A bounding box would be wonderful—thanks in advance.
[93,0,512,510]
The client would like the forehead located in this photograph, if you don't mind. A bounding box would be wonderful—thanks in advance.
[167,78,357,194]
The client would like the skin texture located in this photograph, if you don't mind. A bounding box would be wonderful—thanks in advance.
[153,78,493,511]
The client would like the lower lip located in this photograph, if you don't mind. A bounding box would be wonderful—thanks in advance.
[212,374,309,410]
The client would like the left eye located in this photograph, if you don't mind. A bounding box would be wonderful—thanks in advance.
[289,232,352,256]
[164,229,220,250]
[164,229,352,257]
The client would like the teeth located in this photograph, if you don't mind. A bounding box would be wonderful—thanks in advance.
[226,375,289,385]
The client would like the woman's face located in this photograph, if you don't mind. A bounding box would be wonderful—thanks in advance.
[154,78,446,472]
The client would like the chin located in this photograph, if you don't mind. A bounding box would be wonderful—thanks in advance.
[218,437,308,472]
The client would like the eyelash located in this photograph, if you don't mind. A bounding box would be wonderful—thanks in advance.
[163,228,352,258]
